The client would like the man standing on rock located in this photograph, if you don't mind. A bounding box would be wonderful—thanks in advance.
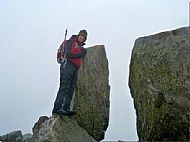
[52,29,87,116]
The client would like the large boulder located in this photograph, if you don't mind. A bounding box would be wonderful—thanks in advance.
[0,130,23,142]
[74,45,110,141]
[32,45,110,141]
[31,116,96,142]
[129,27,190,141]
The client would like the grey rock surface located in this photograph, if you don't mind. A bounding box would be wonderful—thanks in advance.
[0,130,23,142]
[31,116,96,142]
[23,133,33,142]
[74,45,110,141]
[129,27,190,141]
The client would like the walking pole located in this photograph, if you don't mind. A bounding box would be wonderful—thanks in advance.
[62,28,68,68]
[64,28,68,41]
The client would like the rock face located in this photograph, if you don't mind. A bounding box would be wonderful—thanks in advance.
[31,116,96,142]
[23,133,32,142]
[129,27,190,141]
[32,45,110,142]
[0,130,23,142]
[74,45,110,140]
[0,131,32,142]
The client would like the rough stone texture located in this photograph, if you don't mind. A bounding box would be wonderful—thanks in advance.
[73,45,110,141]
[23,133,33,142]
[129,27,190,141]
[31,45,110,142]
[31,116,96,142]
[0,130,23,142]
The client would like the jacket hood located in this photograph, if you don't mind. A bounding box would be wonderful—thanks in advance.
[69,35,85,46]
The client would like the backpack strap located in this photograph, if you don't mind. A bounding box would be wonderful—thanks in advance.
[57,40,72,64]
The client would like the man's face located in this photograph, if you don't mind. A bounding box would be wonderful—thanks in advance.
[78,35,86,43]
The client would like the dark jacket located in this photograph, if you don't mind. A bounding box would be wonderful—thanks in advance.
[64,35,87,69]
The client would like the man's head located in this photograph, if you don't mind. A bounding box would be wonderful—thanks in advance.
[78,29,87,43]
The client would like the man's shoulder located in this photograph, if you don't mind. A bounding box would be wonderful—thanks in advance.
[64,39,73,48]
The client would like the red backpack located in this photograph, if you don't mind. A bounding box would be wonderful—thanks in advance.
[57,28,69,64]
[57,40,73,64]
[57,41,66,64]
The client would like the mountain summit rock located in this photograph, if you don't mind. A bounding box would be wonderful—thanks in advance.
[129,27,190,141]
[32,45,110,142]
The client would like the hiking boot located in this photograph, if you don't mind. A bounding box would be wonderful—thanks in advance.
[66,110,76,116]
[52,110,70,116]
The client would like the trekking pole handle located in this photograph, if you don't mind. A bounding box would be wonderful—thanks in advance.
[64,28,68,41]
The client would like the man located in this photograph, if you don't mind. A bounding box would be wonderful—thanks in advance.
[52,29,87,116]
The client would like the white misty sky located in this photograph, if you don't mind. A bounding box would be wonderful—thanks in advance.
[0,0,188,141]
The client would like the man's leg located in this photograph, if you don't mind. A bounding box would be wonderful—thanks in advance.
[70,67,78,111]
[52,64,71,113]
[62,64,78,112]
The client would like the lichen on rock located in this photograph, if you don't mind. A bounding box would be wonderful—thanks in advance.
[32,116,97,142]
[74,45,110,141]
[129,27,190,141]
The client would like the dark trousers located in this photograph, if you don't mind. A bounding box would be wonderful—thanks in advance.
[53,60,78,112]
